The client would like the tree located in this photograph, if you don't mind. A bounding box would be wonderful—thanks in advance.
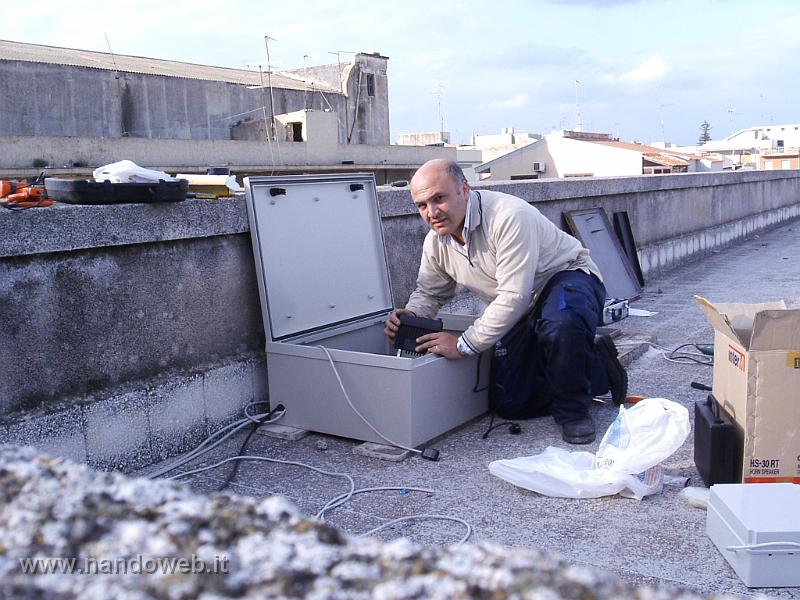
[698,121,712,146]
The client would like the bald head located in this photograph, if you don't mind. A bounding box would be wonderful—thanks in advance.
[410,159,470,242]
[412,159,467,189]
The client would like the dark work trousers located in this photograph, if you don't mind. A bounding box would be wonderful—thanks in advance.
[489,270,609,425]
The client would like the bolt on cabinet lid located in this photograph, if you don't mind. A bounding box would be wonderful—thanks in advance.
[245,173,394,341]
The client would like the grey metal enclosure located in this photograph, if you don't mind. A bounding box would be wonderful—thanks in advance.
[245,173,488,448]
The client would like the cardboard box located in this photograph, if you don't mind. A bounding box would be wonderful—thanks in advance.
[695,296,800,484]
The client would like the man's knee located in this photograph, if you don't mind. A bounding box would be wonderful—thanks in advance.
[539,277,602,336]
[535,310,590,348]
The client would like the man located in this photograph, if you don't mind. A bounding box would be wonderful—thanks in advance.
[384,159,626,444]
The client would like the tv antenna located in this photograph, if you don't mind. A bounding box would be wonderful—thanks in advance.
[303,54,311,110]
[328,50,356,142]
[727,107,743,134]
[263,34,277,141]
[659,102,675,141]
[327,50,356,91]
[574,80,583,132]
[431,83,447,137]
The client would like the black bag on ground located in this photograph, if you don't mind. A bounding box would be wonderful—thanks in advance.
[694,393,743,486]
[489,313,550,420]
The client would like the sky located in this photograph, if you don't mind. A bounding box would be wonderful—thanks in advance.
[3,0,799,146]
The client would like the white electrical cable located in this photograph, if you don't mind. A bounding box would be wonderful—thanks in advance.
[147,383,472,545]
[320,487,472,545]
[168,454,356,512]
[167,406,284,469]
[244,401,275,424]
[148,419,252,479]
[170,457,471,544]
[318,345,422,455]
[726,541,800,552]
[154,401,472,545]
[615,340,713,365]
[317,486,434,521]
[359,515,473,544]
[148,407,285,479]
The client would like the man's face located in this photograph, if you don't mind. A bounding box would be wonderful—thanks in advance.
[410,167,469,238]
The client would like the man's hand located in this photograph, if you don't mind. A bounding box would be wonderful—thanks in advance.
[384,308,416,342]
[415,332,461,360]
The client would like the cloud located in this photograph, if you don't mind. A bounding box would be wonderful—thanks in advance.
[541,0,644,5]
[472,41,595,73]
[487,95,529,110]
[602,55,670,86]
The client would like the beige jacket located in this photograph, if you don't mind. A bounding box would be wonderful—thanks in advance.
[405,189,601,353]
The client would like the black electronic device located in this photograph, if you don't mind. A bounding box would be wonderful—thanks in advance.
[694,393,743,486]
[395,315,443,356]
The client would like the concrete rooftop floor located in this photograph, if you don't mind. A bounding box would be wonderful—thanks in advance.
[140,220,800,599]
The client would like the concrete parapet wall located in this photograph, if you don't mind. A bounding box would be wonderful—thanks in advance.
[0,354,266,472]
[0,135,455,171]
[1,170,798,469]
[379,170,800,301]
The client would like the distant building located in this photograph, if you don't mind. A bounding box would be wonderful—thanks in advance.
[706,124,800,152]
[698,124,800,170]
[475,130,720,180]
[394,132,483,182]
[0,39,389,146]
[465,127,541,163]
[0,40,460,183]
[396,132,450,146]
[761,150,800,171]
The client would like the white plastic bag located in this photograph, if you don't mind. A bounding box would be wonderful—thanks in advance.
[93,160,175,184]
[595,397,690,474]
[488,398,690,500]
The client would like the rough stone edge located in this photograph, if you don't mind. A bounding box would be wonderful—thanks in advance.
[0,444,737,600]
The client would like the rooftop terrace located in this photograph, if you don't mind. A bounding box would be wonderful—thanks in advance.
[135,218,799,597]
[1,171,799,597]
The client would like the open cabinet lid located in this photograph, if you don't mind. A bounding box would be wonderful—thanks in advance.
[245,173,394,342]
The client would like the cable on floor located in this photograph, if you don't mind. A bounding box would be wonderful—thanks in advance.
[317,486,434,521]
[360,515,472,544]
[318,345,440,460]
[147,406,285,479]
[615,340,714,366]
[216,401,279,492]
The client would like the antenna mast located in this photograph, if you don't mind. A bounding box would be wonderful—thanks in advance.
[303,54,311,110]
[328,50,355,143]
[432,83,447,138]
[574,80,583,132]
[264,34,277,141]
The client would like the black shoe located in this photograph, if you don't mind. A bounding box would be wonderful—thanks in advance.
[562,416,596,444]
[595,333,628,405]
